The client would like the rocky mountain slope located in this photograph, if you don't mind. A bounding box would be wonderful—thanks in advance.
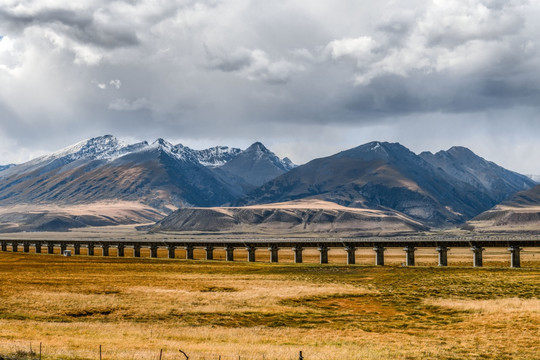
[238,142,535,227]
[212,142,296,196]
[419,146,533,204]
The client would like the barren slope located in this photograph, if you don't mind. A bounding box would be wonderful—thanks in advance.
[0,201,165,232]
[150,199,428,236]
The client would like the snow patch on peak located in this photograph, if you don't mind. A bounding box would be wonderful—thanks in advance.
[189,146,243,167]
[371,142,382,151]
[149,139,199,163]
[281,157,296,171]
[0,164,15,172]
[33,135,129,164]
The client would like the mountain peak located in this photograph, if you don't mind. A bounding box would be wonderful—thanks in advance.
[45,135,126,162]
[246,142,269,153]
[337,141,412,161]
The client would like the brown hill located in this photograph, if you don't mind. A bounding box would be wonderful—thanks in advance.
[467,184,540,232]
[149,199,428,236]
[0,201,164,233]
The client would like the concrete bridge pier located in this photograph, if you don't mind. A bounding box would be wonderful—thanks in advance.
[204,245,214,260]
[23,242,30,253]
[1,241,6,252]
[471,246,484,267]
[35,242,42,254]
[88,243,95,256]
[185,245,194,260]
[150,245,158,258]
[318,245,329,264]
[60,243,67,254]
[102,244,109,257]
[74,244,81,255]
[292,246,303,263]
[246,246,256,262]
[269,245,279,263]
[225,245,235,261]
[508,246,521,268]
[345,245,356,265]
[133,244,141,258]
[117,244,125,257]
[168,245,176,259]
[373,245,386,266]
[47,243,55,254]
[403,245,416,266]
[12,241,18,252]
[436,246,449,266]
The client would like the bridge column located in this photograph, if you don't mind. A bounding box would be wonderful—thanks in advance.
[73,244,81,255]
[102,244,109,257]
[373,245,386,266]
[23,242,30,253]
[436,246,449,266]
[35,242,42,254]
[508,246,521,268]
[292,245,303,264]
[225,245,234,261]
[205,245,214,260]
[133,244,141,258]
[150,245,158,258]
[246,246,256,262]
[345,245,356,265]
[88,243,95,256]
[471,246,484,267]
[168,245,176,259]
[117,244,125,257]
[268,245,279,263]
[1,241,7,252]
[318,245,329,264]
[47,242,55,254]
[403,245,416,266]
[12,241,18,252]
[185,245,194,260]
[60,243,67,254]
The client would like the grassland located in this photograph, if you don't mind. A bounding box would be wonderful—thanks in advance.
[0,251,538,360]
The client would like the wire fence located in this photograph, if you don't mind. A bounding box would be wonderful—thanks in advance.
[0,343,306,360]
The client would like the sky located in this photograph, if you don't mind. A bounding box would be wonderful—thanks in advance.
[1,0,540,174]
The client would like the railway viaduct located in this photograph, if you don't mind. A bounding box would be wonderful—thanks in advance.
[1,236,539,267]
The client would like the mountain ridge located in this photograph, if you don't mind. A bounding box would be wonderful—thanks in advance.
[238,141,536,227]
[0,136,534,231]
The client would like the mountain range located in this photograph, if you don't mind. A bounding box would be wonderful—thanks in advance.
[238,141,535,226]
[0,136,536,232]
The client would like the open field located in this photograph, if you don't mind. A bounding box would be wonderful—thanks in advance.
[0,251,539,360]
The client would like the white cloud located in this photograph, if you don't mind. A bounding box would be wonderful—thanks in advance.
[207,47,303,84]
[109,79,121,89]
[326,36,376,62]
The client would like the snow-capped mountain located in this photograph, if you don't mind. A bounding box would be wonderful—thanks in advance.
[0,135,296,214]
[187,146,243,167]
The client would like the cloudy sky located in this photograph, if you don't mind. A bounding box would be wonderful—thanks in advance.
[1,0,540,173]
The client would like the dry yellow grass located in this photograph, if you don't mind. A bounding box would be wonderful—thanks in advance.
[426,298,540,313]
[0,251,538,360]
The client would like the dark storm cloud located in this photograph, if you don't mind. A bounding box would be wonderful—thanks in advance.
[1,0,540,173]
[0,7,139,48]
